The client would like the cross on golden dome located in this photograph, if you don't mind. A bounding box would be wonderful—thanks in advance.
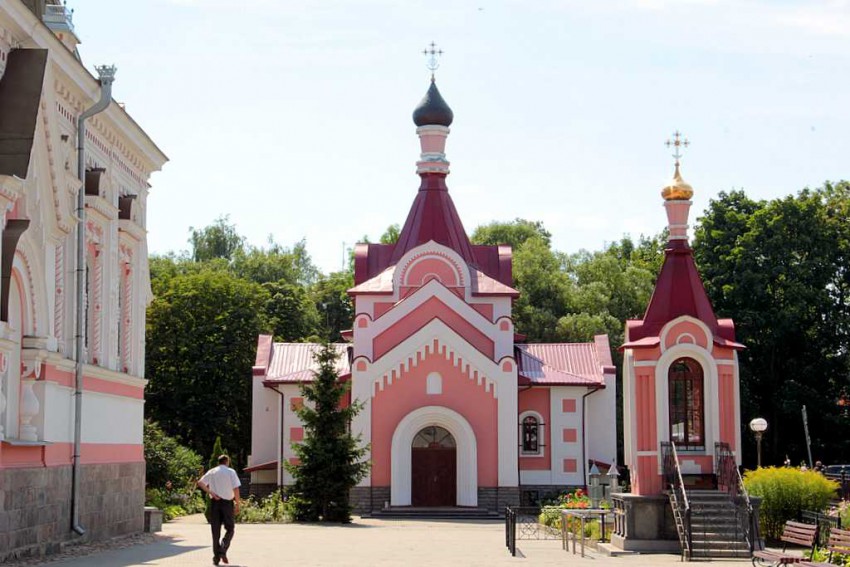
[423,41,443,78]
[662,131,694,201]
[665,131,690,166]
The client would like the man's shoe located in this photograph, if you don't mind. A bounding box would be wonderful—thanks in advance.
[213,555,220,566]
[220,554,229,564]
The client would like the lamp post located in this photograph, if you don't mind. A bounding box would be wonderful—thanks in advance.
[750,418,768,468]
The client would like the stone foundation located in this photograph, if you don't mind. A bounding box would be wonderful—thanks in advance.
[0,462,145,562]
[249,483,278,500]
[478,487,520,513]
[609,493,681,552]
[350,486,390,515]
[519,485,583,506]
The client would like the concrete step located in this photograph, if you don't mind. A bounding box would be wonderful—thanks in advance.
[367,506,499,520]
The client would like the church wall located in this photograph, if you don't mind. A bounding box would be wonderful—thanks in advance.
[586,375,617,468]
[518,387,550,471]
[0,2,165,558]
[370,350,498,487]
[249,372,279,475]
[548,387,586,486]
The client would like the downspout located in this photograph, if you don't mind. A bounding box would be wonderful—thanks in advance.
[72,64,116,536]
[268,384,285,487]
[580,386,603,488]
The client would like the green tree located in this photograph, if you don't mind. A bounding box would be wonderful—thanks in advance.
[144,419,203,490]
[693,186,850,466]
[311,271,355,342]
[189,215,246,262]
[286,345,370,522]
[146,270,269,464]
[232,238,319,286]
[263,281,321,341]
[208,436,227,472]
[471,218,552,249]
[379,224,401,244]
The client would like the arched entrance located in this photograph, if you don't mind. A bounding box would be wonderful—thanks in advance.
[411,426,456,506]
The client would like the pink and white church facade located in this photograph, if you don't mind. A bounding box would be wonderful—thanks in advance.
[0,0,167,560]
[248,77,618,512]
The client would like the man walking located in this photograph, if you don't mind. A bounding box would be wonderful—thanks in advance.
[197,455,241,565]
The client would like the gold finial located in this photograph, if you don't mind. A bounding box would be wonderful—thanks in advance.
[423,41,443,80]
[662,131,694,201]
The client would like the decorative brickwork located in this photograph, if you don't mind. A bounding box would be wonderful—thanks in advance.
[0,462,145,562]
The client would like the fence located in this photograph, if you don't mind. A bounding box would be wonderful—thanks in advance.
[504,506,561,557]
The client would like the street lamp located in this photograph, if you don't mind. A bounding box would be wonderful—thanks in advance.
[750,418,768,468]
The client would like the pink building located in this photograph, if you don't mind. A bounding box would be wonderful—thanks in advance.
[249,77,618,513]
[613,148,746,553]
[0,1,166,560]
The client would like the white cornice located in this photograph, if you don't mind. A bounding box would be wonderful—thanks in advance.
[82,363,147,388]
[118,219,146,242]
[3,1,168,171]
[85,195,118,220]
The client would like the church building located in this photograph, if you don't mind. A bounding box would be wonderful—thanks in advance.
[0,0,166,560]
[248,69,618,513]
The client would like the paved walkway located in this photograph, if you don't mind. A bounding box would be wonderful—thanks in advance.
[30,514,757,566]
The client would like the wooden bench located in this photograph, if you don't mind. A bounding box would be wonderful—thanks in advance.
[752,521,819,566]
[798,527,850,567]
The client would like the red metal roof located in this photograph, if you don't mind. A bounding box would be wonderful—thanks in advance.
[348,265,518,297]
[391,173,476,266]
[352,177,514,289]
[626,240,740,346]
[517,336,613,386]
[260,342,350,384]
[243,460,277,473]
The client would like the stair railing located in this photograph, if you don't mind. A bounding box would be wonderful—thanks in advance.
[715,442,759,552]
[662,441,692,560]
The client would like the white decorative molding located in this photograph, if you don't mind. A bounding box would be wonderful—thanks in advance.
[0,352,7,440]
[19,379,40,441]
[390,406,477,506]
[425,372,442,395]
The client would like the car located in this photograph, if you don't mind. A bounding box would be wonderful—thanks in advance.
[824,464,850,478]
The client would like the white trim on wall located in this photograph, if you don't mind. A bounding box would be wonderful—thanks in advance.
[390,405,478,507]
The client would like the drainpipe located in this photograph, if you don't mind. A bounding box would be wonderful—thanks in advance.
[72,64,116,536]
[580,386,603,488]
[268,384,285,487]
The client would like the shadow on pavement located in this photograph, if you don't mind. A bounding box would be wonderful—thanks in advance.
[51,535,205,566]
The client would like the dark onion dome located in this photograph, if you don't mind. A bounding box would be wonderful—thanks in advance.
[412,79,454,127]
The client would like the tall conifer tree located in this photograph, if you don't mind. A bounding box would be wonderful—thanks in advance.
[286,345,369,522]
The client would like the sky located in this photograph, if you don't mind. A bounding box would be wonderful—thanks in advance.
[74,0,849,274]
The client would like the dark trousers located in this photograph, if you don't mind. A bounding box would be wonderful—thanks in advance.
[210,499,235,559]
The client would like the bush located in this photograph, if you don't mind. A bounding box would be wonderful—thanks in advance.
[144,420,206,521]
[744,467,839,539]
[237,490,290,523]
[144,419,203,489]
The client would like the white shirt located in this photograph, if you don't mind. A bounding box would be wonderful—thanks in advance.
[200,465,241,500]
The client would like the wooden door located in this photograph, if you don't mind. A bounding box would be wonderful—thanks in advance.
[411,447,456,506]
[410,425,457,507]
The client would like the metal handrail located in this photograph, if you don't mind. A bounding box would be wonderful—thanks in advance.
[715,442,758,552]
[663,441,692,559]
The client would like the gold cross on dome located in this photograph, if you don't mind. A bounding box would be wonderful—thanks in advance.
[665,131,690,165]
[423,41,443,77]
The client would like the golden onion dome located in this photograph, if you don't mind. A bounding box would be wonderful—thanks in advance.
[661,163,694,201]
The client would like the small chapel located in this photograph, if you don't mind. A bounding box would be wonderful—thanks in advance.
[247,63,618,513]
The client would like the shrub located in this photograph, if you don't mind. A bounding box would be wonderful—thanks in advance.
[744,467,839,539]
[237,490,290,523]
[143,420,206,521]
[144,419,203,490]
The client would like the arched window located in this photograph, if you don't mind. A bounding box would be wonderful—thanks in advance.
[668,357,705,449]
[520,414,542,456]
